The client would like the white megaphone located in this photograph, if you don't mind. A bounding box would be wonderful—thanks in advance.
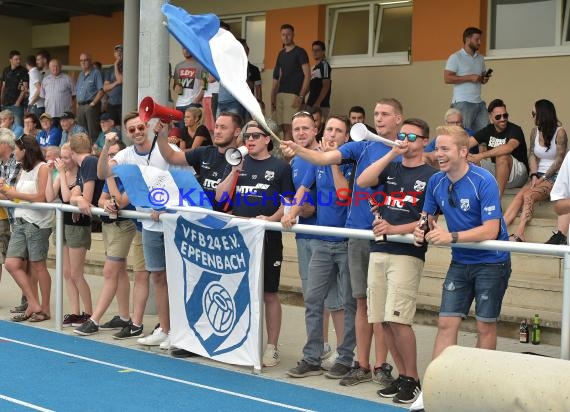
[225,146,249,166]
[350,123,401,147]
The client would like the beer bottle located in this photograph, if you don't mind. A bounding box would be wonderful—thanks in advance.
[418,214,430,246]
[531,314,541,345]
[519,319,529,343]
[109,196,118,220]
[369,198,386,242]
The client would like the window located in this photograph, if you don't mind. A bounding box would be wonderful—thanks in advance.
[488,0,570,58]
[327,1,412,68]
[221,13,265,69]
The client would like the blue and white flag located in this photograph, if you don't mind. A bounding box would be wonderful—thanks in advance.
[113,164,211,209]
[163,212,264,369]
[162,5,271,134]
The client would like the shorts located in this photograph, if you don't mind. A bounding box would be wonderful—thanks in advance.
[367,252,424,325]
[348,238,371,298]
[102,220,137,261]
[440,260,511,322]
[275,93,299,126]
[264,231,283,293]
[0,219,11,264]
[481,157,528,189]
[63,224,92,249]
[6,220,52,262]
[131,230,146,272]
[142,229,165,272]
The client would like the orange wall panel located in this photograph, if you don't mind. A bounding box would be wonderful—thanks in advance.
[69,12,124,65]
[413,0,486,62]
[265,5,326,70]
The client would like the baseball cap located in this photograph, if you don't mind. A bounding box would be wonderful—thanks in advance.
[100,112,113,121]
[114,44,123,51]
[60,111,75,120]
[39,113,52,120]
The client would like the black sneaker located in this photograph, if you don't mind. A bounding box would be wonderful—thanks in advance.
[171,348,199,358]
[113,323,144,340]
[378,375,404,398]
[100,315,131,331]
[394,376,421,404]
[286,360,323,378]
[324,362,351,379]
[545,230,567,245]
[373,362,396,389]
[73,319,99,336]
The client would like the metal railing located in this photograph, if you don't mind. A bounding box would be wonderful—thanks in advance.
[2,200,569,360]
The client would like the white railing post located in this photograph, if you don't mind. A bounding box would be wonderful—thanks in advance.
[54,207,64,331]
[561,252,570,360]
[255,240,265,375]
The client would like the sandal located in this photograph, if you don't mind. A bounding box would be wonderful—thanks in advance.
[29,312,51,323]
[509,234,524,242]
[11,312,32,322]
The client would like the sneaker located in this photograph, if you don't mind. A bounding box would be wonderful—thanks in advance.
[321,353,338,371]
[321,342,333,360]
[171,348,199,358]
[262,344,280,367]
[394,377,421,404]
[71,312,91,327]
[113,323,144,340]
[324,362,351,379]
[286,360,323,378]
[62,313,81,328]
[339,363,372,386]
[73,319,99,336]
[137,327,167,346]
[408,390,425,411]
[378,375,404,398]
[373,362,396,389]
[159,334,171,350]
[100,315,131,331]
[545,230,567,245]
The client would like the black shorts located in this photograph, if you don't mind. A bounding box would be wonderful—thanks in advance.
[263,231,283,293]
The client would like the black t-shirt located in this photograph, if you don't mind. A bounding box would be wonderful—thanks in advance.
[247,62,261,94]
[272,46,309,94]
[185,146,233,212]
[474,122,529,170]
[181,124,212,148]
[307,60,331,108]
[1,65,28,106]
[73,155,105,226]
[232,156,294,218]
[370,162,437,260]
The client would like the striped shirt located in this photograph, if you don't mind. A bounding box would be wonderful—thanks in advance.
[40,73,75,117]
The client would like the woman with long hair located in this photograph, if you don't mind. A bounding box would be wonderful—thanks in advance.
[504,99,567,241]
[180,106,212,150]
[2,135,54,322]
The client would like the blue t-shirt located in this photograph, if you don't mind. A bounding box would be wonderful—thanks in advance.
[36,126,62,147]
[338,141,396,230]
[291,155,317,240]
[301,162,353,242]
[422,164,509,264]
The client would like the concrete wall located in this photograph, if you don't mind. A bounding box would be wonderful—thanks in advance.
[0,16,33,62]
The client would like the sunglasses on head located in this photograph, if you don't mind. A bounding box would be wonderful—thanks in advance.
[243,132,266,140]
[292,111,315,121]
[127,124,146,134]
[494,113,509,121]
[396,132,427,142]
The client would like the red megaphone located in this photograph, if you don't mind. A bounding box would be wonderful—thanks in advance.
[138,96,183,123]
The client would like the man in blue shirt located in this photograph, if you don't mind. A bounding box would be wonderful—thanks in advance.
[410,125,511,412]
[76,53,104,143]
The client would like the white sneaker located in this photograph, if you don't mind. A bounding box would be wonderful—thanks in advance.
[321,342,333,360]
[159,334,171,350]
[321,352,338,371]
[262,344,280,367]
[137,327,167,346]
[409,391,424,411]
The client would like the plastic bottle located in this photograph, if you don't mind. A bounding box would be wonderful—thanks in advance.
[519,319,529,343]
[531,314,541,345]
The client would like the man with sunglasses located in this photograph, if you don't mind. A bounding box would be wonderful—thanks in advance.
[216,120,294,367]
[410,125,510,412]
[468,99,528,196]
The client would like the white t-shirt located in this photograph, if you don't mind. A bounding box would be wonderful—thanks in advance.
[550,150,570,201]
[28,67,45,108]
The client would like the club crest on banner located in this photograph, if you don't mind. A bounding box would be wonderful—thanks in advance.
[173,216,251,356]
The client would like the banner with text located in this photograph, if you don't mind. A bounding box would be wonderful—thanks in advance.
[163,212,264,369]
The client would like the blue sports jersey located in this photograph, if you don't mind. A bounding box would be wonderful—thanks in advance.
[422,164,509,264]
[291,155,317,240]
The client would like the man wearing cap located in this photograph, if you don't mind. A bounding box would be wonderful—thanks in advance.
[60,111,87,146]
[36,113,62,148]
[40,58,74,119]
[103,45,123,125]
[76,52,104,143]
[93,112,121,156]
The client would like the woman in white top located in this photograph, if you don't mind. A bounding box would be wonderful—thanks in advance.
[2,135,54,322]
[504,99,567,241]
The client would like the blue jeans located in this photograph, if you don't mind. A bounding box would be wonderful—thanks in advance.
[302,239,356,366]
[451,101,488,133]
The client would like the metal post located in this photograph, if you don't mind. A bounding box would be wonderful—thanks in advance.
[561,253,570,360]
[122,0,140,123]
[54,208,64,331]
[254,236,265,375]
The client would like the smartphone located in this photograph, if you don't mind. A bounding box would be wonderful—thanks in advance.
[484,68,493,77]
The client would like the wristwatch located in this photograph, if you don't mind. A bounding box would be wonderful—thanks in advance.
[451,232,459,243]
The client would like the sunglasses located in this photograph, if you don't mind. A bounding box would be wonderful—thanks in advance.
[292,111,315,121]
[448,182,457,208]
[243,132,266,140]
[396,132,427,142]
[127,124,146,134]
[494,113,509,121]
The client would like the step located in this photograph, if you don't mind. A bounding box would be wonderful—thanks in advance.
[501,188,556,220]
